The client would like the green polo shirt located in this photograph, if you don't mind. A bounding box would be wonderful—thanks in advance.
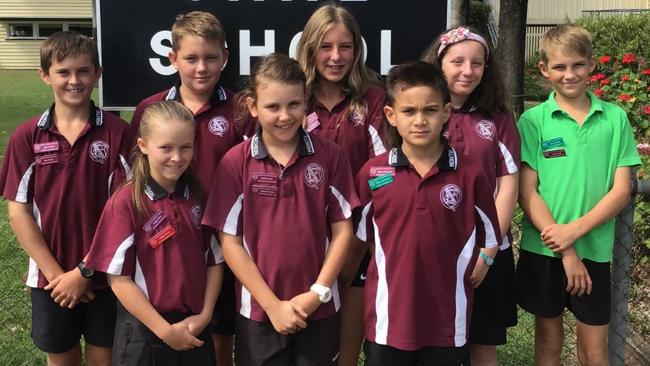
[518,91,641,262]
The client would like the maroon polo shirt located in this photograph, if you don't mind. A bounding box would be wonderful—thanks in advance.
[0,103,130,289]
[355,146,501,350]
[202,129,360,322]
[307,84,387,174]
[128,83,242,189]
[447,108,521,249]
[85,179,223,314]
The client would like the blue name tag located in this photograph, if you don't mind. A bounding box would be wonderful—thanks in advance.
[542,137,565,150]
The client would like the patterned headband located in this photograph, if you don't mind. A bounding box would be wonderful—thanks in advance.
[437,27,489,58]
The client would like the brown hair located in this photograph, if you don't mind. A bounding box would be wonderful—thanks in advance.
[384,61,450,149]
[130,100,202,216]
[296,4,380,123]
[40,31,100,74]
[234,53,306,128]
[421,26,509,117]
[172,11,226,51]
[539,24,593,64]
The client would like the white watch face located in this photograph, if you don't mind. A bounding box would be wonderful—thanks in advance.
[311,284,332,303]
[320,288,332,303]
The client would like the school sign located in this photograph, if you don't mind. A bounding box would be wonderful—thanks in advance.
[96,0,449,110]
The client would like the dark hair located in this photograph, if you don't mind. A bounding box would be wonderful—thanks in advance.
[131,100,202,216]
[421,26,509,117]
[234,53,307,128]
[40,31,100,73]
[384,61,450,149]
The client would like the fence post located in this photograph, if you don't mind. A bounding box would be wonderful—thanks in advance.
[608,169,638,365]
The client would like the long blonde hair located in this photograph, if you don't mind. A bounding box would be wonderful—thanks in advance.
[130,100,202,216]
[296,4,379,122]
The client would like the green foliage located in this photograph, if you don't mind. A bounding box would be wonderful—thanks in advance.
[576,13,650,61]
[468,0,492,41]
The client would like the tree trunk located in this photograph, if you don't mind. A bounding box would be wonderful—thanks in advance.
[451,0,471,27]
[497,0,528,116]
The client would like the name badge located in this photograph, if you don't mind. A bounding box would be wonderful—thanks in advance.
[542,137,565,150]
[143,210,167,233]
[252,185,279,197]
[148,224,176,248]
[543,149,567,159]
[369,166,396,177]
[305,112,321,133]
[34,141,60,154]
[368,174,394,190]
[35,154,58,166]
[251,172,279,197]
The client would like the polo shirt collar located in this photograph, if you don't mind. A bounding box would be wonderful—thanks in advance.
[37,101,104,131]
[388,145,458,171]
[165,82,228,105]
[251,128,315,160]
[547,91,604,116]
[144,176,191,201]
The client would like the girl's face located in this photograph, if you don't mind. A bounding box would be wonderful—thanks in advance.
[440,40,486,107]
[314,23,355,85]
[247,80,306,147]
[138,119,195,192]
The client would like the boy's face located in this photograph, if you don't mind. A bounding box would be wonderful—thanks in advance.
[539,50,595,101]
[39,54,101,109]
[384,85,451,151]
[169,35,228,98]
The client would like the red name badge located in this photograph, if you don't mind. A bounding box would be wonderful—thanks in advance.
[35,154,59,166]
[370,166,396,177]
[34,141,60,154]
[148,224,176,249]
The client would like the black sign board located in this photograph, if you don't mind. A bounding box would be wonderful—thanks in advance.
[96,0,449,110]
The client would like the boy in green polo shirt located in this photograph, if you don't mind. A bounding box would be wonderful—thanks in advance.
[516,24,641,365]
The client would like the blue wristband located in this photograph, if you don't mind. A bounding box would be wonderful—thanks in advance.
[479,252,494,266]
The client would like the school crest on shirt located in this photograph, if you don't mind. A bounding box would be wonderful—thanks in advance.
[440,184,462,211]
[304,163,325,190]
[190,205,202,228]
[209,116,229,137]
[475,120,496,141]
[89,140,109,163]
[350,110,366,126]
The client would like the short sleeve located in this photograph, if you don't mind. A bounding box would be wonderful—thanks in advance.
[365,87,387,158]
[616,113,642,167]
[326,146,360,223]
[518,113,541,171]
[85,189,137,276]
[495,112,521,177]
[354,162,375,243]
[109,123,133,193]
[202,147,245,236]
[0,124,36,203]
[205,231,225,266]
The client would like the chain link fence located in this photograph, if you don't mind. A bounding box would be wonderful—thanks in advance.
[0,186,649,365]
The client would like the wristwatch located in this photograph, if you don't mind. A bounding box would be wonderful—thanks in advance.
[479,252,495,266]
[77,261,95,278]
[310,283,332,303]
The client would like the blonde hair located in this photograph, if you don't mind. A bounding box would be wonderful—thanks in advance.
[171,11,226,51]
[235,53,306,128]
[539,24,593,63]
[296,4,379,123]
[130,101,201,216]
[40,31,99,73]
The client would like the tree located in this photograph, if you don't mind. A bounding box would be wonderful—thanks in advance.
[497,0,528,116]
[450,0,470,27]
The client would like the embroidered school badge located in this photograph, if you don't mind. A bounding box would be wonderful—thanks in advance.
[475,120,496,140]
[304,163,325,189]
[350,110,366,126]
[191,205,202,228]
[209,116,229,137]
[89,140,109,163]
[440,184,462,211]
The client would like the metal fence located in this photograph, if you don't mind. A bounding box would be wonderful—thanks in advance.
[0,185,649,365]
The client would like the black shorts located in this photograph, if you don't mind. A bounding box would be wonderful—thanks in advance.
[350,252,371,287]
[210,263,236,335]
[235,313,340,366]
[363,341,469,366]
[469,246,518,345]
[31,287,116,353]
[516,250,610,326]
[112,301,215,366]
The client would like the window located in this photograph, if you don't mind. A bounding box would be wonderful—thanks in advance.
[7,22,93,39]
[8,24,34,38]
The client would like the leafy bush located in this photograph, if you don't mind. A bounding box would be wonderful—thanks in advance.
[576,12,650,62]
